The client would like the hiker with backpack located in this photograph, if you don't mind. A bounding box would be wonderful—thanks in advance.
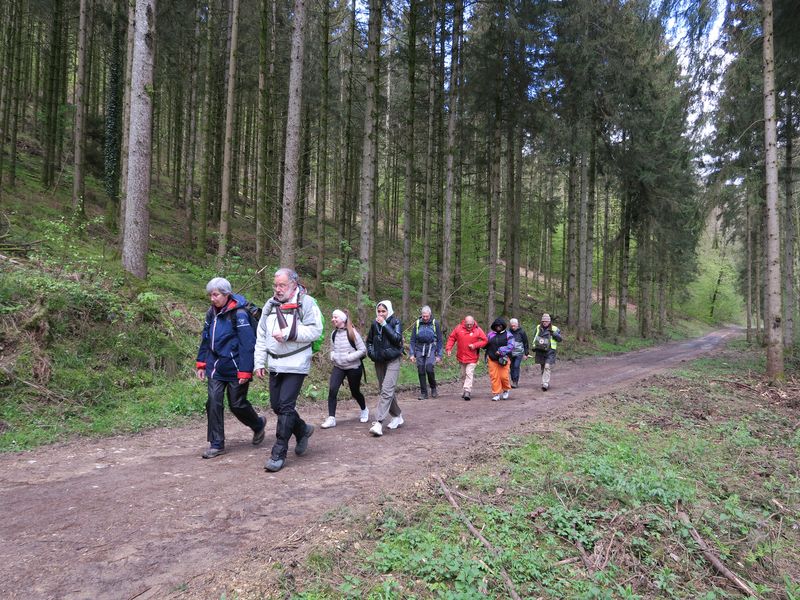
[508,318,530,388]
[254,268,323,472]
[532,313,563,391]
[485,317,515,401]
[409,305,443,399]
[321,309,369,429]
[366,300,405,437]
[196,277,267,459]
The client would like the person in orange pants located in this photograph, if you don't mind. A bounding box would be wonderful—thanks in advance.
[484,317,514,401]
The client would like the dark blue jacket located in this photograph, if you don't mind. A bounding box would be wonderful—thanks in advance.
[196,293,256,382]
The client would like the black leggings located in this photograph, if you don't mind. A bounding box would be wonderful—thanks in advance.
[327,365,366,416]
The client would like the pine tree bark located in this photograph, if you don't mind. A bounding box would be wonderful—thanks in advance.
[401,0,417,322]
[782,93,795,347]
[118,0,135,233]
[315,0,331,288]
[182,1,201,248]
[72,0,91,218]
[217,0,240,261]
[357,0,382,326]
[567,148,578,326]
[762,0,784,378]
[279,0,307,269]
[421,0,437,306]
[198,1,216,254]
[122,0,156,280]
[440,0,462,329]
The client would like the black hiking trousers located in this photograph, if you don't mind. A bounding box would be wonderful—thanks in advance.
[268,372,308,461]
[206,378,261,448]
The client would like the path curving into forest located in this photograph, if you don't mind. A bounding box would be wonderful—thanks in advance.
[0,328,740,600]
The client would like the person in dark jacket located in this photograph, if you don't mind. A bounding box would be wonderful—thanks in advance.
[366,300,404,436]
[485,317,515,401]
[508,318,530,388]
[409,305,442,399]
[532,313,563,391]
[196,277,266,459]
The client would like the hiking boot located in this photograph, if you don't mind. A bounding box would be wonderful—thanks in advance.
[387,415,404,430]
[265,457,285,472]
[369,421,383,437]
[202,446,225,459]
[542,384,549,391]
[359,408,370,423]
[418,391,428,400]
[252,416,266,446]
[511,381,518,389]
[463,391,471,401]
[431,387,439,398]
[295,424,314,456]
[321,416,336,429]
[491,395,500,402]
[502,390,510,400]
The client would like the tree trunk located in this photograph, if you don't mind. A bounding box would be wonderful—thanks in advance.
[401,0,417,323]
[783,93,795,347]
[567,148,578,326]
[217,0,240,261]
[356,0,382,327]
[118,0,135,232]
[72,0,91,218]
[279,0,307,269]
[104,0,124,231]
[487,123,501,327]
[617,189,630,335]
[579,132,596,339]
[746,195,753,343]
[440,0,461,329]
[121,0,156,279]
[182,1,201,248]
[198,1,216,255]
[315,0,330,288]
[762,0,784,378]
[421,0,436,306]
[600,178,610,331]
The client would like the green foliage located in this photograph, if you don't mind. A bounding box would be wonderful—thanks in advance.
[277,347,799,599]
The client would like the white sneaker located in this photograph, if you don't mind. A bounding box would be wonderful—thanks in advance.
[369,421,383,436]
[359,408,370,423]
[387,415,404,430]
[321,416,336,429]
[502,391,510,400]
[492,395,500,401]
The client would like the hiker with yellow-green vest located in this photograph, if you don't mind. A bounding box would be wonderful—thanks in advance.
[532,313,563,391]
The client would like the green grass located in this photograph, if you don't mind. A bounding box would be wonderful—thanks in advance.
[248,346,799,599]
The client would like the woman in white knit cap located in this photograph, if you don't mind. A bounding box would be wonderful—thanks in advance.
[321,309,369,428]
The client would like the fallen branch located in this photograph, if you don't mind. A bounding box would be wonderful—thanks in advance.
[676,511,758,598]
[575,540,594,573]
[710,379,760,394]
[436,475,522,600]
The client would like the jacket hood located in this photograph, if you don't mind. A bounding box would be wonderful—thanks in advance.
[490,317,507,332]
[218,293,248,313]
[376,300,394,319]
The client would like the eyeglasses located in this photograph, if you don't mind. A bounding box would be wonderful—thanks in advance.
[273,281,293,290]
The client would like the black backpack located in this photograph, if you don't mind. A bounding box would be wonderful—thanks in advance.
[208,300,262,331]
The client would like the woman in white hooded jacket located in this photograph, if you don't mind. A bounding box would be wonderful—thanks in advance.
[321,309,369,428]
[365,300,405,437]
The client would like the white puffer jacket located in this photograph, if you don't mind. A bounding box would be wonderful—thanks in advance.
[254,289,323,375]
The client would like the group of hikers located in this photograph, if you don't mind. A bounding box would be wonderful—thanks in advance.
[196,268,563,472]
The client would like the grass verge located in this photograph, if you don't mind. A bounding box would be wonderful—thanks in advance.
[231,343,799,599]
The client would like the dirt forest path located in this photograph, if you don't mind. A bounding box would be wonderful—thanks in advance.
[0,328,740,600]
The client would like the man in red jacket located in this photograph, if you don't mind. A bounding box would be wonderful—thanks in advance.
[445,315,488,401]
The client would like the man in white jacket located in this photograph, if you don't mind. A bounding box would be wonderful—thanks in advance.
[255,268,323,472]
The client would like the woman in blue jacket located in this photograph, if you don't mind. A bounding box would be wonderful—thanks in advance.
[196,277,266,458]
